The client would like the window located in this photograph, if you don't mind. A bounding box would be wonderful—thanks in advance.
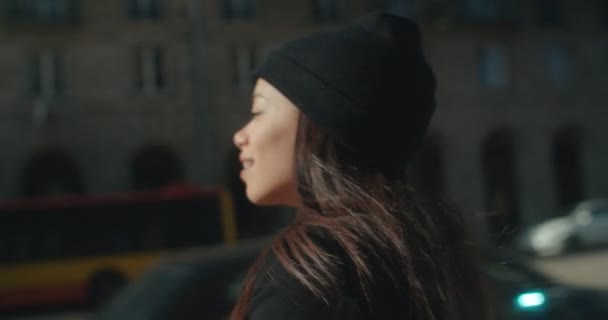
[478,46,508,88]
[135,46,165,95]
[27,49,65,98]
[222,0,255,19]
[127,0,163,19]
[6,0,76,22]
[547,46,571,87]
[231,45,256,90]
[314,0,339,21]
[21,148,85,197]
[34,0,71,20]
[384,0,440,19]
[467,0,498,19]
[464,0,520,22]
[535,0,563,26]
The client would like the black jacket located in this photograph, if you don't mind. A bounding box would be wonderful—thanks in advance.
[246,241,418,320]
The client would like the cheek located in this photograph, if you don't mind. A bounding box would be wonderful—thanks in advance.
[246,161,296,206]
[255,122,296,171]
[257,136,296,186]
[247,124,298,204]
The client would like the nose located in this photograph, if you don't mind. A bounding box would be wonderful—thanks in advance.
[233,128,247,149]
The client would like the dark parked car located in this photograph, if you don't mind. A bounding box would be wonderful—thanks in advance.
[97,238,608,320]
[95,238,268,320]
[484,251,608,320]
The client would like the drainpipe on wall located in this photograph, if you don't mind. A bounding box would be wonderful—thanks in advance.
[188,0,216,185]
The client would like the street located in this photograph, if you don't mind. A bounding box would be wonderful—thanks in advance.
[529,248,608,289]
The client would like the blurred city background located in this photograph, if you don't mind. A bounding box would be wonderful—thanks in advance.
[0,0,607,319]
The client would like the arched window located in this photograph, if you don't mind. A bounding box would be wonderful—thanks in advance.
[408,133,445,198]
[552,126,584,208]
[21,147,85,197]
[131,144,184,190]
[482,129,520,244]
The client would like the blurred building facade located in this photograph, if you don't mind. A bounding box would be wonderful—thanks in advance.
[0,0,606,242]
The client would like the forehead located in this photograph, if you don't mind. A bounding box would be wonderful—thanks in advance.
[253,79,284,103]
[251,78,301,120]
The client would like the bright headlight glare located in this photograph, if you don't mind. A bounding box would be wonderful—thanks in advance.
[515,291,546,310]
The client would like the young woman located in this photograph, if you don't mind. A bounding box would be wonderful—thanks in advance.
[230,12,488,320]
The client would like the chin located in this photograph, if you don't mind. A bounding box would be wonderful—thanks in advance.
[245,188,273,206]
[246,192,280,206]
[245,186,299,207]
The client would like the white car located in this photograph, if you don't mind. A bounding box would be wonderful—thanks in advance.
[517,199,608,257]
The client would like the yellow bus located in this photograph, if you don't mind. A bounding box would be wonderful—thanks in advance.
[0,184,237,312]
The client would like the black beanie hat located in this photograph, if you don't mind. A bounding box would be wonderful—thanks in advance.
[256,12,436,171]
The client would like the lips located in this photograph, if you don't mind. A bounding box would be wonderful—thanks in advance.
[242,159,253,169]
[239,156,254,171]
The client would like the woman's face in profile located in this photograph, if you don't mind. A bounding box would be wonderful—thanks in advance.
[233,78,300,207]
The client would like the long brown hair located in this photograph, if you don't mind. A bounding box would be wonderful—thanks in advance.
[230,114,488,319]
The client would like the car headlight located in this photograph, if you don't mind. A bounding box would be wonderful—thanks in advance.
[514,290,547,311]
